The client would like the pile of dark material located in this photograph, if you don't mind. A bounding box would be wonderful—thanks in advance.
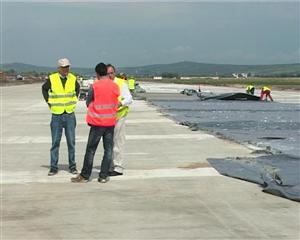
[180,89,260,101]
[145,93,300,201]
[198,92,260,101]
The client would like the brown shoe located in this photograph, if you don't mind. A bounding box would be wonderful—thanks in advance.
[71,174,88,183]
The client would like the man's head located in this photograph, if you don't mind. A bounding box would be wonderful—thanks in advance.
[95,63,107,79]
[119,72,127,80]
[106,64,116,80]
[57,58,71,77]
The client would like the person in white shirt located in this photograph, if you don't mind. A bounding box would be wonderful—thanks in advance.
[107,64,133,176]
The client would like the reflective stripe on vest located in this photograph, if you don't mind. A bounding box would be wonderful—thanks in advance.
[114,77,129,119]
[48,93,77,98]
[48,73,78,114]
[95,104,119,109]
[49,101,78,106]
[87,111,117,119]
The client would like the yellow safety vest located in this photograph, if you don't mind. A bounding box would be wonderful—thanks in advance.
[114,77,130,119]
[246,85,254,91]
[262,86,271,91]
[128,78,135,90]
[48,72,78,114]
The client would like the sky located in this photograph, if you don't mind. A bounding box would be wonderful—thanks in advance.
[1,1,299,68]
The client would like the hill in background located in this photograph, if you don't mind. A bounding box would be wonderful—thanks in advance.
[119,61,300,77]
[1,61,300,77]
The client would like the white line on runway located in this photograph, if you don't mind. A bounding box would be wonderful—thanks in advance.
[30,118,175,125]
[1,133,214,144]
[125,152,150,155]
[0,167,221,184]
[127,119,174,123]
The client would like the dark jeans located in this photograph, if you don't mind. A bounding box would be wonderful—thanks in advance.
[50,113,76,170]
[80,125,114,180]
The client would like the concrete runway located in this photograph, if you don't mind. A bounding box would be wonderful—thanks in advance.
[1,83,299,239]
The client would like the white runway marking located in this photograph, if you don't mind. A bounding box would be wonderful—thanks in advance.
[1,133,214,144]
[127,119,174,123]
[126,134,214,140]
[125,152,150,155]
[30,118,175,125]
[0,167,220,184]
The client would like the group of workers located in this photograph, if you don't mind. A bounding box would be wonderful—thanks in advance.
[246,84,274,101]
[119,72,136,94]
[42,58,133,183]
[41,58,276,184]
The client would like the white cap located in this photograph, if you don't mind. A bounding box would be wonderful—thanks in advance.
[57,58,71,67]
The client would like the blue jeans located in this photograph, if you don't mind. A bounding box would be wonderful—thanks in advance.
[80,125,114,180]
[50,113,76,170]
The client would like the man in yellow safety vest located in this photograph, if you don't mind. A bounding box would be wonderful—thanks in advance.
[260,86,274,101]
[246,84,255,95]
[42,58,80,176]
[128,78,136,94]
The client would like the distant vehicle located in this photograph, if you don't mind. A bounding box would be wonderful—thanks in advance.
[79,91,88,101]
[79,78,95,101]
[180,88,197,96]
[134,83,146,93]
[241,73,248,78]
[16,75,24,80]
[81,78,95,89]
[232,73,249,79]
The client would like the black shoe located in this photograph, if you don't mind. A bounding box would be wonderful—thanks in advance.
[48,169,58,176]
[98,177,109,183]
[109,171,123,177]
[70,168,78,175]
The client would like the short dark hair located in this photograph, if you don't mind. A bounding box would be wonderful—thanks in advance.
[95,63,107,76]
[106,63,115,72]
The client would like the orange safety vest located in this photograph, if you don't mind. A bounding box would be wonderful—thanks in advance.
[86,79,120,127]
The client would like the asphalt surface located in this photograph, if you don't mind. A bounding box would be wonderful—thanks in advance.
[1,83,300,240]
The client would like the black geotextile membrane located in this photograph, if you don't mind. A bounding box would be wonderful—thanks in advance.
[200,92,260,101]
[208,155,300,202]
[148,97,300,157]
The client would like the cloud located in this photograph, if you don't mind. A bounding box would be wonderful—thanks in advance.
[172,46,193,54]
[2,1,299,66]
[2,0,287,2]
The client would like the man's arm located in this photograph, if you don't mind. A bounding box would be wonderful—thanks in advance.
[75,81,81,97]
[42,79,51,103]
[86,87,94,107]
[120,83,133,106]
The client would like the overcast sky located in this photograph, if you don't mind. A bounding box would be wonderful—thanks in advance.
[1,1,299,68]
